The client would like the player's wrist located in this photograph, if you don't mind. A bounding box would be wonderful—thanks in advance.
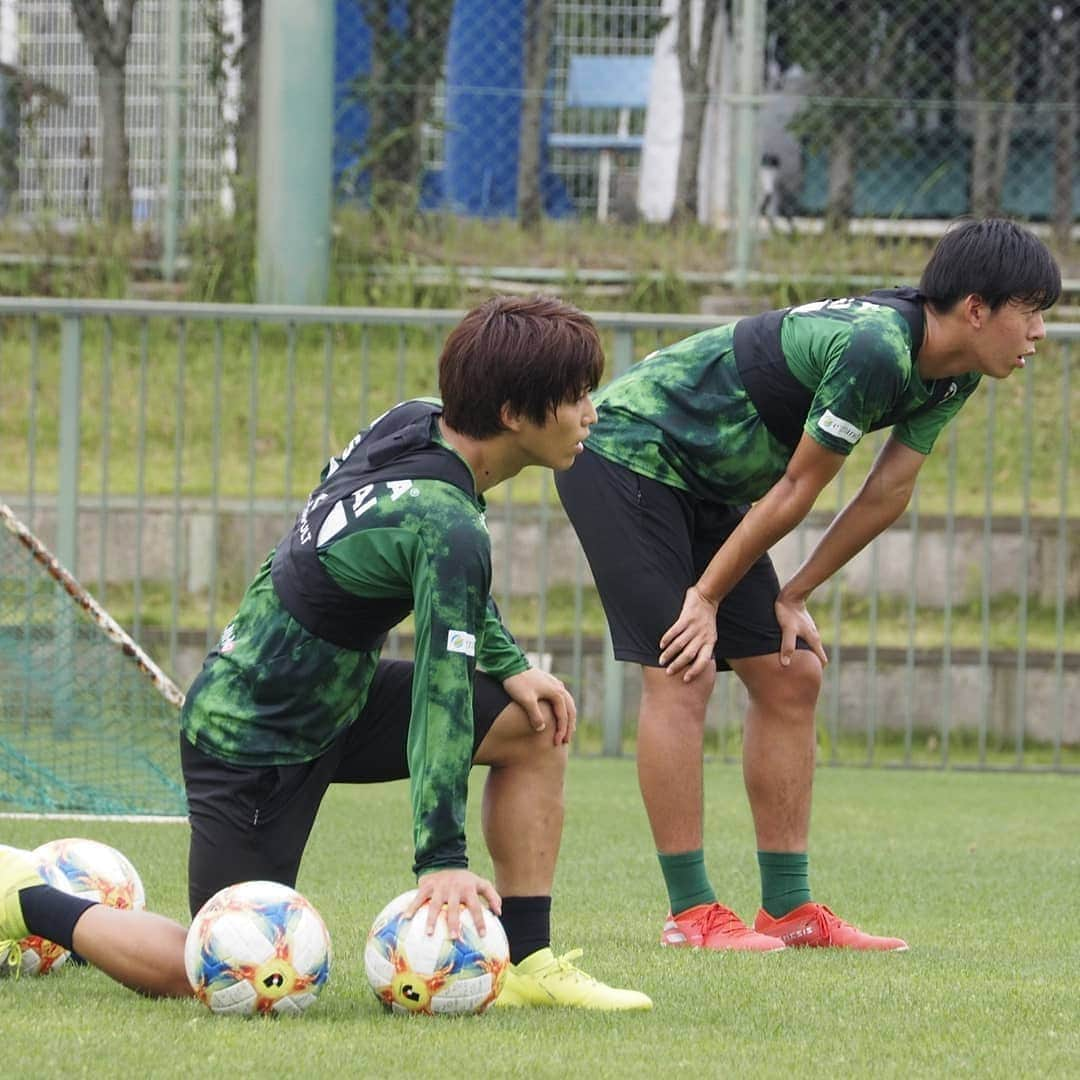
[777,583,811,607]
[691,583,719,608]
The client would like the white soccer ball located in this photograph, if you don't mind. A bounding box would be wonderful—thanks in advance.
[364,889,509,1016]
[0,844,74,976]
[184,880,332,1017]
[32,837,146,911]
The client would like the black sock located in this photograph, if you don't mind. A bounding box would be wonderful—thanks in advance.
[499,896,552,965]
[19,884,98,952]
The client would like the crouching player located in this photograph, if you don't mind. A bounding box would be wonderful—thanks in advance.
[2,295,651,1010]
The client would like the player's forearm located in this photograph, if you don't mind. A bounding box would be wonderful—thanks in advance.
[781,484,910,603]
[696,475,818,604]
[477,598,529,679]
[406,653,476,877]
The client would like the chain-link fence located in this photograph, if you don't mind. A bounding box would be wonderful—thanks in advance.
[8,0,222,223]
[4,1,1079,251]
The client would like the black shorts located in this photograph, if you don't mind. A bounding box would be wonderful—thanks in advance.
[181,658,512,917]
[555,447,809,670]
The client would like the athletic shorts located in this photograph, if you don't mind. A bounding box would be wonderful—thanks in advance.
[554,447,810,670]
[181,658,512,917]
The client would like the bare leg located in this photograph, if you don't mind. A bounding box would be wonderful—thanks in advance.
[730,650,823,851]
[636,664,715,852]
[474,701,568,895]
[71,903,191,998]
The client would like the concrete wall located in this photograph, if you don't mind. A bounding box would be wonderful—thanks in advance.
[8,499,1078,608]
[157,630,1078,748]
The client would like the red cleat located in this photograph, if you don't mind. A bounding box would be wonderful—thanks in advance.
[661,902,786,952]
[753,902,908,951]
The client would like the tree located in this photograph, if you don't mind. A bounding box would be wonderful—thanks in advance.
[962,3,1022,218]
[672,0,723,222]
[517,0,558,232]
[354,0,454,212]
[234,0,261,187]
[70,0,137,225]
[773,0,928,231]
[1051,2,1078,248]
[202,0,260,214]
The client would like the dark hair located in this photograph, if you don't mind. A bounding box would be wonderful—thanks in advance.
[439,295,604,439]
[919,218,1061,313]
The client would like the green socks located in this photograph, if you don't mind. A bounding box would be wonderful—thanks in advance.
[658,849,716,915]
[757,851,811,917]
[659,848,811,918]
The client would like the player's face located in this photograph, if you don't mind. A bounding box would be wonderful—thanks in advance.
[520,391,597,471]
[977,299,1046,379]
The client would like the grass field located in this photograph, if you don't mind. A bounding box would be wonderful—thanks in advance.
[2,758,1078,1078]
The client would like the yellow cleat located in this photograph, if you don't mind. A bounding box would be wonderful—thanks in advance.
[495,947,652,1011]
[0,845,39,946]
[0,940,21,979]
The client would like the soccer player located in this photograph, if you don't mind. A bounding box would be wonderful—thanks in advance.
[555,218,1060,952]
[1,295,651,1010]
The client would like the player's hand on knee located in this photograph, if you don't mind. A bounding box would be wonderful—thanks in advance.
[503,668,576,745]
[410,868,501,939]
[659,586,718,682]
[775,594,827,667]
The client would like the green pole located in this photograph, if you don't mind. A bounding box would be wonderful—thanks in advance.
[731,0,764,288]
[256,2,335,305]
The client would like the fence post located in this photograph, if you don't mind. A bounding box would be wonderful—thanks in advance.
[57,316,82,571]
[598,326,637,754]
[730,0,765,287]
[54,314,82,737]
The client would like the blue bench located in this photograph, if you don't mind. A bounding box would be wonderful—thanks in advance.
[549,54,653,221]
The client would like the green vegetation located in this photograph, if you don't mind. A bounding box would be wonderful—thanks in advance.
[2,760,1078,1077]
[1,307,1077,518]
[1,209,1078,309]
[1,212,1076,514]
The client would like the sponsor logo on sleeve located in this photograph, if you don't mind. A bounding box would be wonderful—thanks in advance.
[447,629,476,657]
[818,409,862,445]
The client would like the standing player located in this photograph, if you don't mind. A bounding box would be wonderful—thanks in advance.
[555,218,1060,952]
[1,295,651,1010]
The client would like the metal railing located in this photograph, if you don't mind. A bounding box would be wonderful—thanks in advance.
[1,298,1076,769]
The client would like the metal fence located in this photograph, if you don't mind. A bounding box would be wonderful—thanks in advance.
[5,1,1079,262]
[1,298,1076,771]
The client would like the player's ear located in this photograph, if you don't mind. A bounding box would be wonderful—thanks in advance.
[499,403,523,431]
[963,293,988,329]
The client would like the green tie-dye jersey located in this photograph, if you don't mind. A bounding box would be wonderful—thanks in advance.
[181,417,529,875]
[586,298,980,504]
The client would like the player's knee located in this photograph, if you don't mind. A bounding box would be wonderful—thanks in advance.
[737,649,821,711]
[760,650,822,708]
[474,700,569,771]
[641,663,715,718]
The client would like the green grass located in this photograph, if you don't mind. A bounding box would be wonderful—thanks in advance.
[1,759,1079,1077]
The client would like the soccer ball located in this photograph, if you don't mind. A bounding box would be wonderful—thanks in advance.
[364,889,509,1016]
[0,845,74,976]
[32,837,146,910]
[184,880,332,1017]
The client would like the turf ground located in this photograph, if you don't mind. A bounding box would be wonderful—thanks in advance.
[1,757,1078,1078]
